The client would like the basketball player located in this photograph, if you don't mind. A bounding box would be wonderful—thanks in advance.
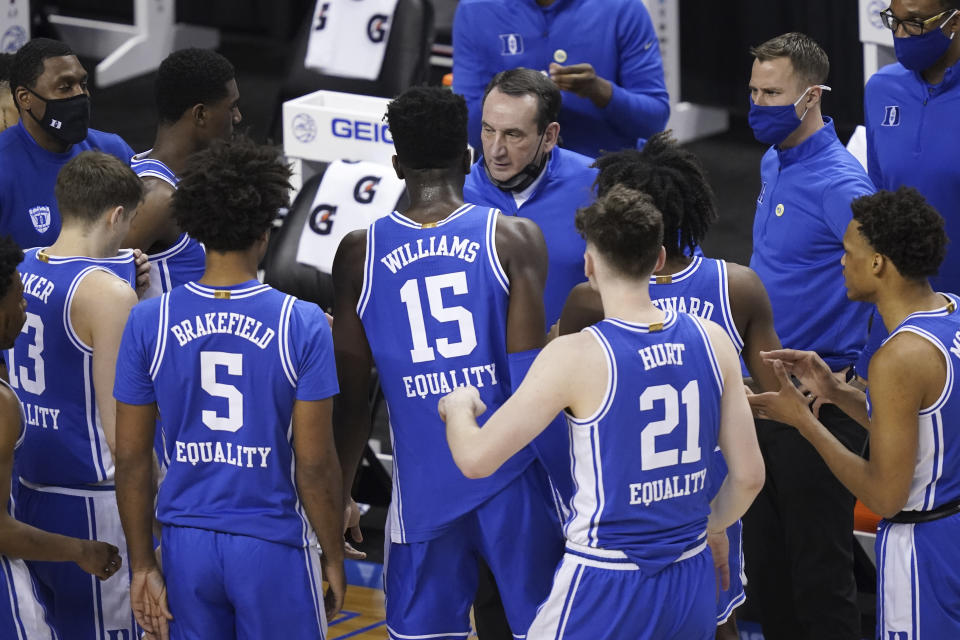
[441,185,765,638]
[332,86,563,637]
[558,133,781,638]
[749,187,960,639]
[115,136,344,639]
[6,151,143,639]
[0,235,122,638]
[125,48,241,298]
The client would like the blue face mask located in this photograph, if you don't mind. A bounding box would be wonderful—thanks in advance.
[748,85,831,146]
[894,10,958,71]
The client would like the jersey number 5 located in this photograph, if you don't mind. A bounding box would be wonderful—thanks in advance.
[200,351,243,432]
[639,381,702,470]
[399,271,478,363]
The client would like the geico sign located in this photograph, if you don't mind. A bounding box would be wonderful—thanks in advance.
[331,118,393,143]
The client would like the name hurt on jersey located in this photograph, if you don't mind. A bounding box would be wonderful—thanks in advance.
[380,235,481,274]
[175,440,271,469]
[403,363,499,400]
[630,468,708,508]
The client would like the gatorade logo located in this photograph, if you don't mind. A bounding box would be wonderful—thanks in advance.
[353,176,381,204]
[367,14,389,43]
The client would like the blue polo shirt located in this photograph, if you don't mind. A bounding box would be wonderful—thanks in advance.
[0,121,134,249]
[865,59,960,295]
[453,0,670,158]
[750,118,875,370]
[464,147,596,331]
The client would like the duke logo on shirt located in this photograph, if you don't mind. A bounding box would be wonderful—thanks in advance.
[28,205,51,233]
[499,33,524,56]
[882,105,901,127]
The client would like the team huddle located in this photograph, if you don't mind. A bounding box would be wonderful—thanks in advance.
[1,3,960,640]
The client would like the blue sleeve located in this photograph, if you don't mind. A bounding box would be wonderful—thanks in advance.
[601,1,670,141]
[452,2,493,152]
[863,81,885,191]
[291,301,339,401]
[821,172,876,242]
[113,307,157,405]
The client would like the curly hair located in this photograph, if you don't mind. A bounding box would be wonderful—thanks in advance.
[9,38,75,107]
[0,235,23,301]
[156,48,235,124]
[387,86,467,170]
[851,187,948,280]
[593,131,718,259]
[172,136,291,252]
[575,184,663,278]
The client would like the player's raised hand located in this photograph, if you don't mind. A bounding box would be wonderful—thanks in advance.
[130,568,173,639]
[760,349,838,416]
[75,540,122,580]
[437,385,486,422]
[748,360,816,429]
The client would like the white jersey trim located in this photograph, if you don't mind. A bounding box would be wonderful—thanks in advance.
[149,293,171,380]
[183,282,271,299]
[387,203,474,230]
[356,224,376,318]
[690,316,725,395]
[886,326,953,416]
[565,326,618,427]
[716,260,745,353]
[485,208,510,295]
[278,295,297,388]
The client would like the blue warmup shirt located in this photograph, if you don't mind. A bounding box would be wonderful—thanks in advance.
[130,151,206,296]
[358,205,535,543]
[464,148,596,331]
[865,60,960,295]
[114,281,339,548]
[0,122,134,249]
[453,0,669,158]
[750,118,874,370]
[565,312,722,572]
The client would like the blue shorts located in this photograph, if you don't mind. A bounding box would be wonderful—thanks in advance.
[0,553,57,639]
[527,545,715,639]
[716,519,746,624]
[16,482,136,640]
[162,525,327,640]
[876,513,960,639]
[384,462,563,639]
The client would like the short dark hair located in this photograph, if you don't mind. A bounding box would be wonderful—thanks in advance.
[593,132,718,260]
[0,236,23,300]
[55,152,144,226]
[750,32,829,86]
[851,188,948,280]
[482,68,561,134]
[9,38,75,107]
[576,185,664,278]
[0,53,14,85]
[387,86,468,170]
[155,48,235,124]
[172,136,291,252]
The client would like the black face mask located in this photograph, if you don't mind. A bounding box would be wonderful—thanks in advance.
[25,88,90,146]
[483,131,550,192]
